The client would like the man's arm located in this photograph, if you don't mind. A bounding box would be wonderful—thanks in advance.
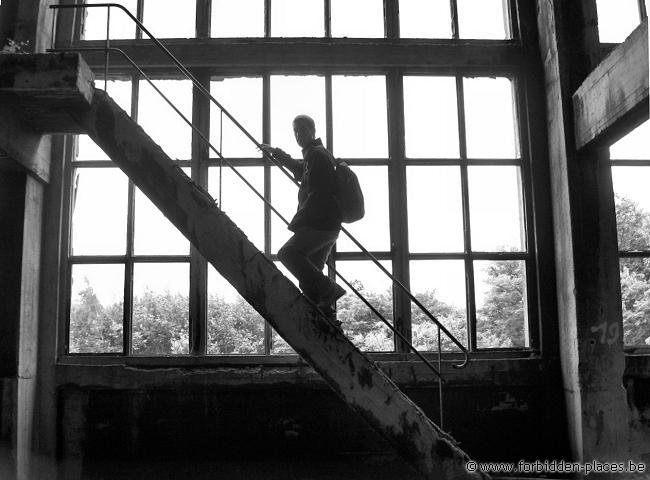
[259,144,304,180]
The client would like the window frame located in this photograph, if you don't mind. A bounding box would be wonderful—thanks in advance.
[57,0,550,363]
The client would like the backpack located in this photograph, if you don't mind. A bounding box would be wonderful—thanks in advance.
[333,160,365,223]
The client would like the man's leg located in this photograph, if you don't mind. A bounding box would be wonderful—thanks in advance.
[277,228,339,302]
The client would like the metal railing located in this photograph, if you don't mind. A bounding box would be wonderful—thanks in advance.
[50,1,471,426]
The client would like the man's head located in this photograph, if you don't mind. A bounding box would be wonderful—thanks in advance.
[293,114,316,149]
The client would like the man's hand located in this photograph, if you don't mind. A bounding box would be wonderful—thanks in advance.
[259,143,290,162]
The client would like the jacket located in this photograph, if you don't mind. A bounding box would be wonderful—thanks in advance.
[281,138,341,232]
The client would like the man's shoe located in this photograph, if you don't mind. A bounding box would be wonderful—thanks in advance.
[318,283,346,309]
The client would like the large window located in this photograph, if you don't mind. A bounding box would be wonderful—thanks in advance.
[610,122,650,348]
[65,0,541,359]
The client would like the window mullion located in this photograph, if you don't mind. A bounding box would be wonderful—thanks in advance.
[196,0,211,38]
[189,70,211,355]
[124,75,139,356]
[456,75,477,352]
[263,73,272,355]
[386,70,412,352]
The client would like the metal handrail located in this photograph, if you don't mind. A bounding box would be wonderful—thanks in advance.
[50,3,469,376]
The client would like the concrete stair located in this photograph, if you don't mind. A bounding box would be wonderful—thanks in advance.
[3,53,490,480]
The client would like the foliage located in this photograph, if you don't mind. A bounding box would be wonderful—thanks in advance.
[69,195,650,353]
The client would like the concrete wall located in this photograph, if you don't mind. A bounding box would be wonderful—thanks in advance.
[58,362,568,471]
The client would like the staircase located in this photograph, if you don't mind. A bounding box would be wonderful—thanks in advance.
[1,53,489,480]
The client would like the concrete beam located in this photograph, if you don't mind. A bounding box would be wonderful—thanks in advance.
[0,52,94,134]
[0,103,51,183]
[573,20,649,150]
[69,88,488,480]
[72,38,529,72]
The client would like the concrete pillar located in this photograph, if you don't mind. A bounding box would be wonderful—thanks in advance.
[535,0,630,465]
[0,169,44,480]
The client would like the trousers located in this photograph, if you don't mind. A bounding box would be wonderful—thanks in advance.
[277,227,339,302]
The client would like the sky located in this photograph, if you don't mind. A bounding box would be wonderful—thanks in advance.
[71,0,648,328]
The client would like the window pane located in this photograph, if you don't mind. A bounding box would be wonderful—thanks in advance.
[133,168,191,255]
[407,166,464,253]
[620,258,650,346]
[271,262,298,355]
[399,0,452,38]
[336,166,390,252]
[475,260,528,348]
[410,260,467,351]
[335,260,394,352]
[271,0,324,37]
[464,77,518,159]
[610,121,650,160]
[468,166,526,252]
[271,167,299,254]
[209,166,265,252]
[143,0,195,38]
[596,0,641,43]
[210,77,263,158]
[331,0,384,37]
[211,0,264,37]
[404,76,459,158]
[132,263,189,355]
[332,75,388,158]
[271,75,326,159]
[207,265,265,354]
[457,0,509,39]
[70,264,124,353]
[77,80,132,161]
[82,0,137,40]
[138,79,193,160]
[71,168,128,255]
[613,167,650,251]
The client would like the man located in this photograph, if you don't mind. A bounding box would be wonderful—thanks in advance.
[260,114,346,316]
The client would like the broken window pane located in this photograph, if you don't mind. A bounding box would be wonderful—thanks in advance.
[138,79,193,160]
[399,0,452,38]
[613,166,650,251]
[331,0,384,37]
[69,264,124,353]
[463,77,518,159]
[71,168,128,255]
[143,0,196,38]
[457,0,510,39]
[271,0,324,37]
[474,259,528,348]
[336,166,390,252]
[403,76,459,158]
[133,168,191,255]
[271,75,326,159]
[82,0,137,40]
[332,75,388,158]
[207,265,265,354]
[210,77,263,159]
[610,121,650,160]
[468,166,526,252]
[211,0,264,37]
[335,260,394,352]
[132,262,189,355]
[407,166,464,253]
[209,166,265,252]
[620,257,650,346]
[410,260,467,351]
[596,0,642,43]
